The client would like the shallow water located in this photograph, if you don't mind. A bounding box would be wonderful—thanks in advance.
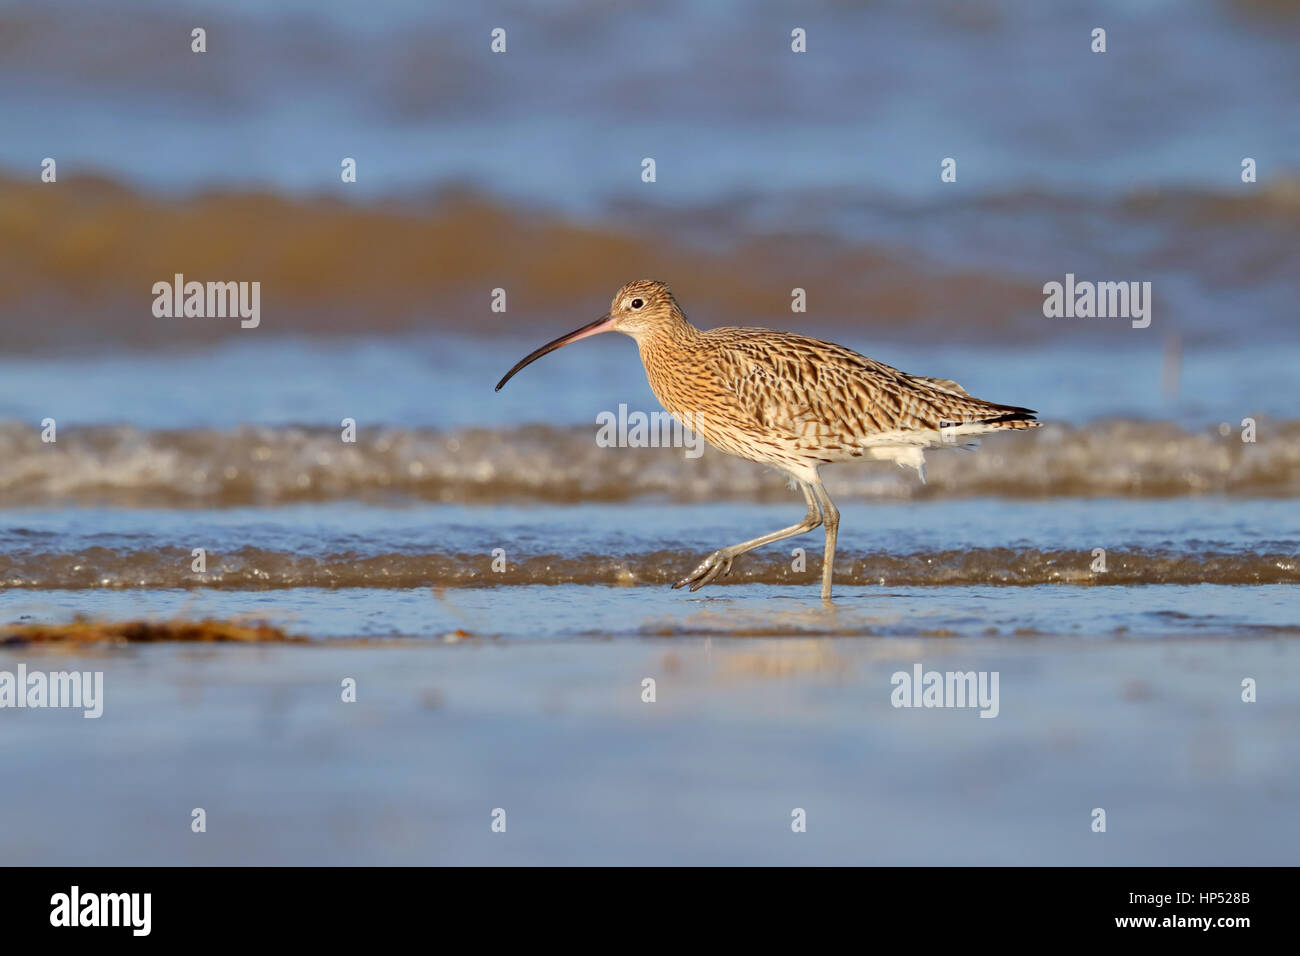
[1,498,1295,636]
[5,497,1296,556]
[4,583,1298,642]
[3,637,1297,865]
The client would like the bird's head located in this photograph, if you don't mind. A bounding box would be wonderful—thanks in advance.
[605,279,678,335]
[495,280,678,391]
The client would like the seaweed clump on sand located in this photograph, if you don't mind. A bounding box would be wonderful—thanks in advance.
[0,617,306,646]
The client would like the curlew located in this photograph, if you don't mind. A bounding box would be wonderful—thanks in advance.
[496,280,1039,600]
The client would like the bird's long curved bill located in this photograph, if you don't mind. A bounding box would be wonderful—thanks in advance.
[494,313,614,391]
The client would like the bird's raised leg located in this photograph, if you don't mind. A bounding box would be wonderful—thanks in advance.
[810,478,839,600]
[674,482,822,592]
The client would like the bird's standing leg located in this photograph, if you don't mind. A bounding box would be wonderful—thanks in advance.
[810,478,839,601]
[673,482,822,592]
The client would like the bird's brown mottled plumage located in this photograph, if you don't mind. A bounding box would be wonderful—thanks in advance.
[496,279,1040,599]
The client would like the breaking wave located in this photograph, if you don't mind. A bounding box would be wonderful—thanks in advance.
[0,546,1295,590]
[0,420,1297,506]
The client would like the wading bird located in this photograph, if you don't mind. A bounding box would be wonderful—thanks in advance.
[496,280,1038,599]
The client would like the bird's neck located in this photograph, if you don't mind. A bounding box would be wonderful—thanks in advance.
[635,308,700,359]
[633,310,702,413]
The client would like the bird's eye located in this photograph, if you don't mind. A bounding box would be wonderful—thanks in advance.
[630,298,644,310]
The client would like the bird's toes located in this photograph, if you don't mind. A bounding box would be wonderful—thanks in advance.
[672,559,710,590]
[676,554,728,590]
[676,564,707,587]
[687,572,713,592]
[700,559,732,589]
[683,552,731,592]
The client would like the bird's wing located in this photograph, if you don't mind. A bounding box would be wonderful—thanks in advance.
[704,330,1033,446]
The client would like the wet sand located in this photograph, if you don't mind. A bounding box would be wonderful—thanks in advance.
[2,632,1296,865]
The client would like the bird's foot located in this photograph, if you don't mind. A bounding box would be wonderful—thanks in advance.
[672,550,735,592]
